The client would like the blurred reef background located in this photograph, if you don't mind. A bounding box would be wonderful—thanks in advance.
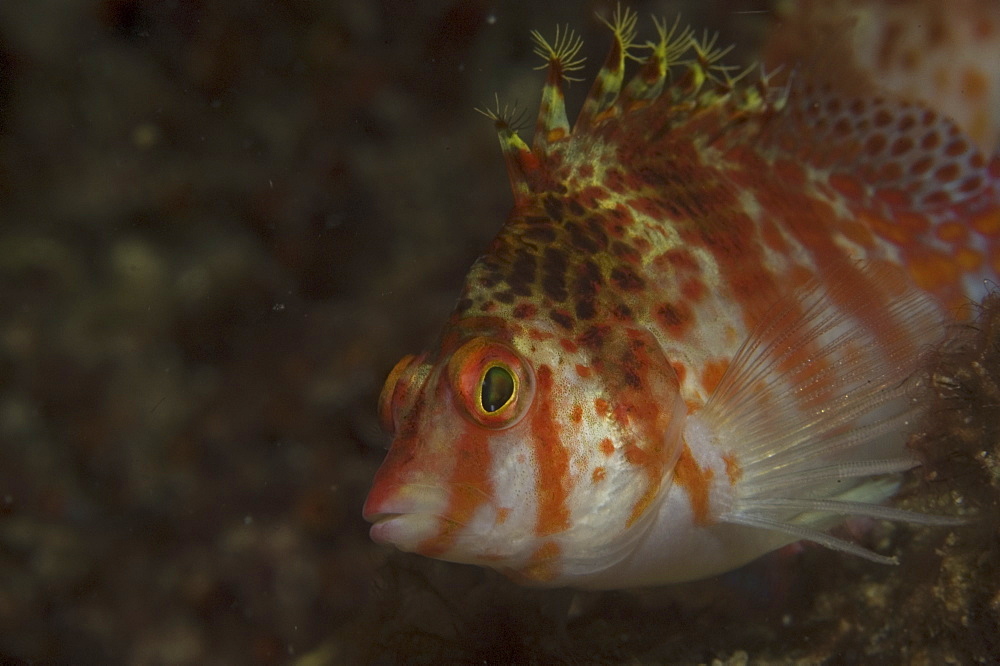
[0,1,996,663]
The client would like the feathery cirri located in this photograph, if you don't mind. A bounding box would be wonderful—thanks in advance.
[363,7,999,588]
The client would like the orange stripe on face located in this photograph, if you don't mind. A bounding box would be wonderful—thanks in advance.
[530,365,571,537]
[672,443,714,526]
[418,428,494,557]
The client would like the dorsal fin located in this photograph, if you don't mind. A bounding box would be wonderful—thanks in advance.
[770,81,995,211]
[475,96,538,208]
[529,24,584,153]
[574,5,637,131]
[618,15,693,112]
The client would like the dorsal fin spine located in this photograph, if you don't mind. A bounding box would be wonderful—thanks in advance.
[529,25,584,154]
[620,15,693,111]
[575,5,638,131]
[476,96,537,207]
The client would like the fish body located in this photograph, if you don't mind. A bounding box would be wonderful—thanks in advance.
[364,9,999,588]
[766,0,1000,154]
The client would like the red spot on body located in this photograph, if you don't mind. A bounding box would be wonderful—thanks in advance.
[592,467,606,483]
[701,360,729,395]
[575,364,592,378]
[529,328,553,341]
[773,159,805,186]
[655,301,693,338]
[594,398,611,418]
[560,338,579,353]
[761,217,790,254]
[681,277,706,302]
[673,444,714,525]
[653,248,699,277]
[972,209,1000,236]
[599,438,615,456]
[828,173,864,201]
[571,403,583,424]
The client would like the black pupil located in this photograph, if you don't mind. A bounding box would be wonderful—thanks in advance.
[481,366,515,413]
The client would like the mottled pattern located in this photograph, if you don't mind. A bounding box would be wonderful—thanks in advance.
[365,8,1000,588]
[766,0,1000,153]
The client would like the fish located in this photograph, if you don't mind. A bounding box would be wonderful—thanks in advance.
[362,7,1000,589]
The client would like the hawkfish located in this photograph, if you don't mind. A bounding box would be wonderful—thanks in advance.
[363,8,1000,588]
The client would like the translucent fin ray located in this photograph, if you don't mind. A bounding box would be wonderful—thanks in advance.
[695,261,956,562]
[721,513,900,565]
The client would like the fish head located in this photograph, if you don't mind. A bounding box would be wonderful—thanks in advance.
[364,319,687,584]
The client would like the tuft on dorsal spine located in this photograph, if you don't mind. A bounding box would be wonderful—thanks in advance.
[619,14,693,111]
[529,24,584,152]
[475,95,538,208]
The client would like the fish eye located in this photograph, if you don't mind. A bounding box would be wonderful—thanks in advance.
[448,337,534,429]
[481,365,515,413]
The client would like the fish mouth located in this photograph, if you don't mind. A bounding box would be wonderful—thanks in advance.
[363,484,449,550]
[367,511,443,550]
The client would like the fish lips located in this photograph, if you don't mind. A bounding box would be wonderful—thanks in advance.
[363,484,449,551]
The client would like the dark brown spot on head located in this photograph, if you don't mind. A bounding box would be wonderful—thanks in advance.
[566,220,600,254]
[494,290,515,304]
[544,196,564,222]
[579,325,610,350]
[610,265,646,291]
[549,309,574,329]
[525,225,557,244]
[612,303,634,322]
[574,298,596,320]
[513,302,538,319]
[541,247,569,302]
[567,198,586,217]
[507,248,537,297]
[611,240,641,264]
